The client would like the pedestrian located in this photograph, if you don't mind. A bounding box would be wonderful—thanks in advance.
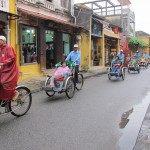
[0,35,19,101]
[66,44,80,84]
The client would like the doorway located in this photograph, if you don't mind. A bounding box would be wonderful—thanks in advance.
[45,30,55,69]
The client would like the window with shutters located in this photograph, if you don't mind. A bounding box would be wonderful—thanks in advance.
[61,0,71,10]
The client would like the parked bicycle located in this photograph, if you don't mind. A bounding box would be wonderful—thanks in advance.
[0,85,32,117]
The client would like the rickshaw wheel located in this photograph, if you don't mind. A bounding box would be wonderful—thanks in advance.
[76,73,84,91]
[121,68,125,80]
[108,73,111,80]
[45,77,55,97]
[65,77,75,99]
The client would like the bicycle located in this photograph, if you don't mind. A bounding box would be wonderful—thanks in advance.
[66,61,84,91]
[0,85,32,117]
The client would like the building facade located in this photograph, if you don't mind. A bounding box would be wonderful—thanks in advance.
[16,0,81,81]
[74,4,121,69]
[136,31,150,55]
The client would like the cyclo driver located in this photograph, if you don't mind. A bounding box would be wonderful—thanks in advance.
[117,46,124,64]
[65,44,80,85]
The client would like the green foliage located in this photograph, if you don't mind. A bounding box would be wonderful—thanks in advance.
[129,37,146,47]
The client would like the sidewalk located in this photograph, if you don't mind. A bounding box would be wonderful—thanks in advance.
[133,104,150,150]
[18,66,108,93]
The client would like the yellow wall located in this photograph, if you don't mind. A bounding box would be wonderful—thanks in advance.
[9,0,16,51]
[80,32,91,71]
[9,0,42,82]
[19,64,44,81]
[137,36,150,54]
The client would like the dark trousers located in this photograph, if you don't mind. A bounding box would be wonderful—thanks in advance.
[74,65,79,84]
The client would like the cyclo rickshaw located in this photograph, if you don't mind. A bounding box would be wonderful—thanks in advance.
[43,61,84,99]
[108,59,125,80]
[128,56,140,73]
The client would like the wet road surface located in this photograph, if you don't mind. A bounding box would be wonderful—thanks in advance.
[1,68,150,150]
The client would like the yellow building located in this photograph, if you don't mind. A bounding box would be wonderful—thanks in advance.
[136,31,150,54]
[15,0,82,82]
[78,17,121,70]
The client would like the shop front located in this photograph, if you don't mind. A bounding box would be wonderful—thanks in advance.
[17,9,81,81]
[104,36,118,66]
[91,19,103,66]
[104,27,120,66]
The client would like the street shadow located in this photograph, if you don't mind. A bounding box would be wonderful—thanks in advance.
[42,93,71,104]
[0,112,31,128]
[127,72,140,75]
[107,78,125,82]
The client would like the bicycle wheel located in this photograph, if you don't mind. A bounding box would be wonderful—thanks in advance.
[121,68,125,80]
[45,77,55,97]
[65,77,75,99]
[76,73,84,90]
[108,73,111,80]
[9,86,32,117]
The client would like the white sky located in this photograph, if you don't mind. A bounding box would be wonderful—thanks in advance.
[74,0,150,34]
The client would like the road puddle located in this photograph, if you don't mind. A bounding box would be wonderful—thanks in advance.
[119,108,133,129]
[117,92,150,150]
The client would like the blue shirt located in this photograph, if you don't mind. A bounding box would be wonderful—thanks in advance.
[117,53,124,61]
[112,59,121,64]
[134,53,141,59]
[66,50,80,65]
[143,53,149,59]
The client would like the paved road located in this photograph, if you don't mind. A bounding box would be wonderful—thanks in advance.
[1,68,150,150]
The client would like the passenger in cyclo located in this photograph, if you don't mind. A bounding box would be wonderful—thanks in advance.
[48,60,71,88]
[140,56,147,63]
[129,55,138,67]
[0,35,19,101]
[143,51,149,60]
[111,56,122,73]
[142,51,149,64]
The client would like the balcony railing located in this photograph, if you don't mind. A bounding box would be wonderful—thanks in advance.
[22,0,55,11]
[21,0,72,14]
[44,1,55,11]
[23,0,36,4]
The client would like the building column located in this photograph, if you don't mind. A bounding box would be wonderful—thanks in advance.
[55,31,63,62]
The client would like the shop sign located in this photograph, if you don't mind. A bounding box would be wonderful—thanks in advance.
[0,0,9,12]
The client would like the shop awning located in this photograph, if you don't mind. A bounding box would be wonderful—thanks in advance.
[18,8,82,28]
[0,10,20,20]
[105,34,121,40]
[104,29,121,40]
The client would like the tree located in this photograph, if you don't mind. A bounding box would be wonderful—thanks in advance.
[128,37,146,52]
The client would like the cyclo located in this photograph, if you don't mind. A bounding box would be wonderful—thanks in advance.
[43,61,84,99]
[108,58,125,80]
[128,56,140,73]
[0,85,32,117]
